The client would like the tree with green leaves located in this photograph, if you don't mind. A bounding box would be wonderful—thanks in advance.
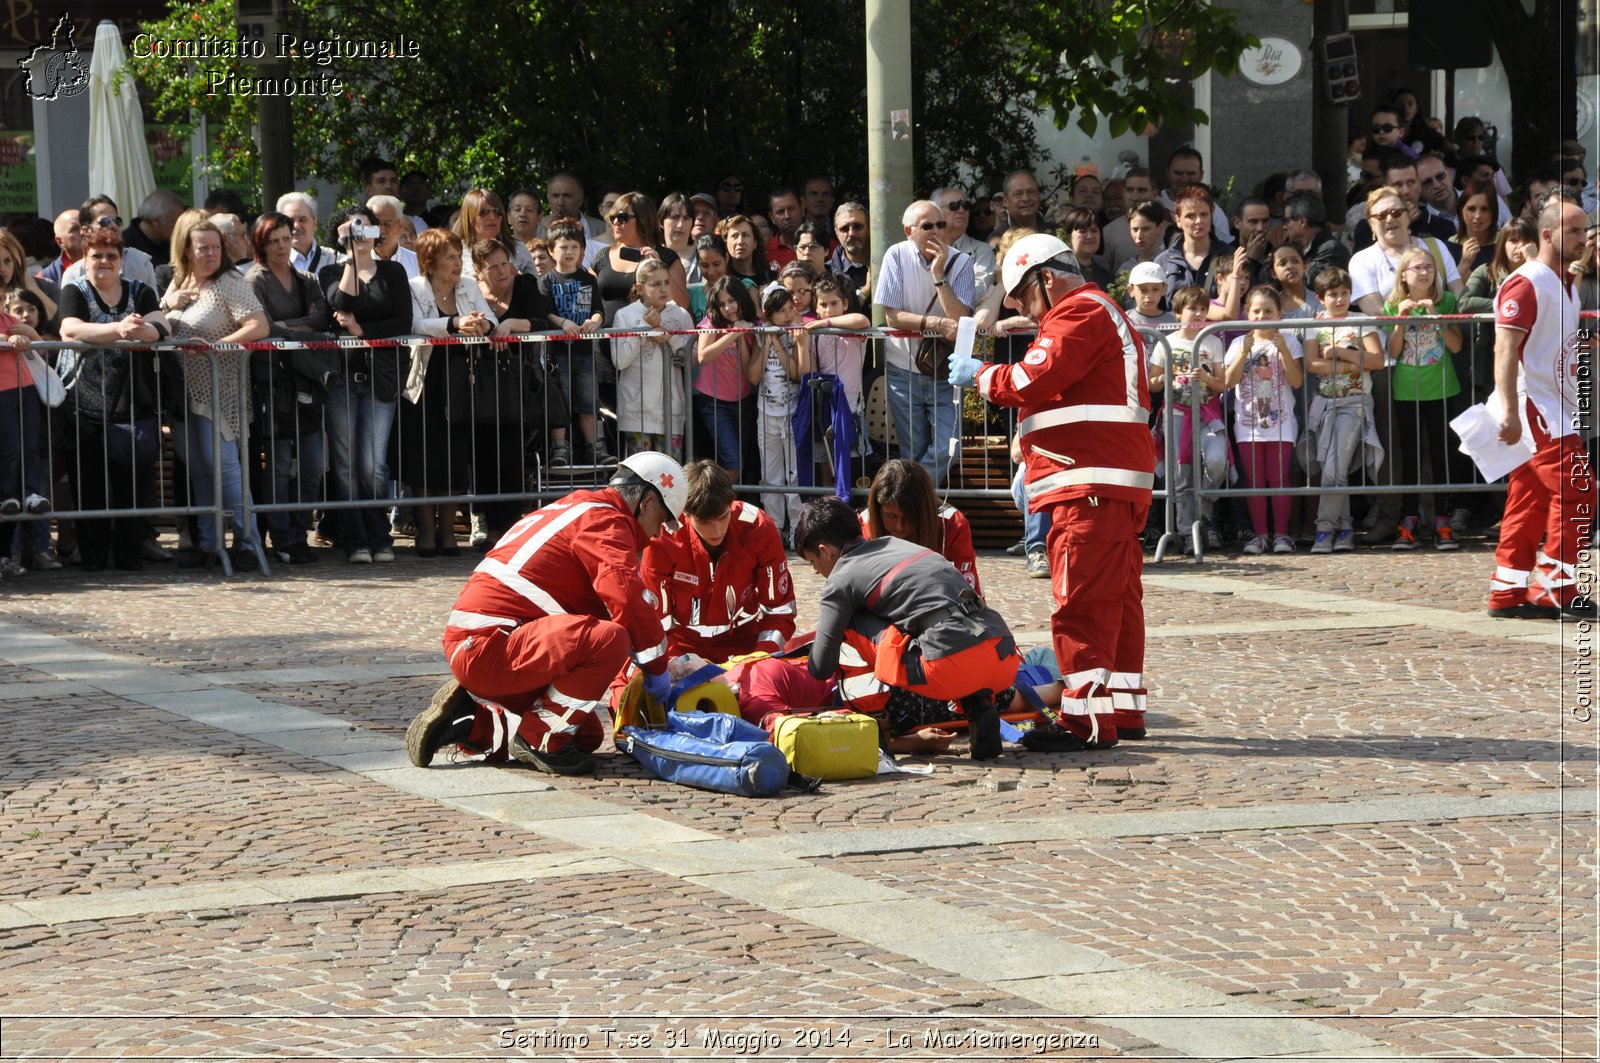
[132,0,1255,207]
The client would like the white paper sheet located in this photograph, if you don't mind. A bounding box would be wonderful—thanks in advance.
[1450,393,1535,482]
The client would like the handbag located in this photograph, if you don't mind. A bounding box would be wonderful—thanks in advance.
[912,290,953,380]
[23,348,64,407]
[447,345,530,425]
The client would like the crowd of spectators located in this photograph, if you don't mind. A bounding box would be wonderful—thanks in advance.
[1,93,1597,581]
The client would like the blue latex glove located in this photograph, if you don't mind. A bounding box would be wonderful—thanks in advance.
[947,350,982,388]
[641,668,673,704]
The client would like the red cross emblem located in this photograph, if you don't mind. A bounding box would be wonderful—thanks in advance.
[659,473,675,489]
[1015,252,1030,268]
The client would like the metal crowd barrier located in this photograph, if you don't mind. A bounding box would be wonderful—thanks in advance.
[3,313,1544,577]
[1174,312,1525,563]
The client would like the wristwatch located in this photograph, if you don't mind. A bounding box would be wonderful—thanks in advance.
[934,279,948,288]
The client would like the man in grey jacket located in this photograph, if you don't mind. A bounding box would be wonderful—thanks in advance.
[794,497,1019,759]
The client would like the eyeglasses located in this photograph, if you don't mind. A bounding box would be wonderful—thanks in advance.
[944,200,971,212]
[479,207,504,217]
[1370,207,1407,222]
[914,221,948,232]
[718,182,742,192]
[610,212,635,225]
[1371,123,1398,134]
[786,286,813,295]
[836,221,865,233]
[92,216,122,229]
[1564,177,1588,188]
[1421,171,1452,185]
[1404,262,1436,272]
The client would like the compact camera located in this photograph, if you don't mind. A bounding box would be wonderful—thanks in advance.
[347,222,380,242]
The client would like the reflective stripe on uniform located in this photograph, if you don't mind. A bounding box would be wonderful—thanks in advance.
[1018,404,1147,436]
[1025,465,1154,501]
[447,610,518,630]
[1109,670,1143,689]
[1490,566,1530,591]
[1065,667,1111,689]
[477,559,567,616]
[1058,691,1116,716]
[505,501,602,570]
[633,637,669,665]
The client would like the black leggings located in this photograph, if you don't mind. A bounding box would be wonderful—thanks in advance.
[1394,397,1466,516]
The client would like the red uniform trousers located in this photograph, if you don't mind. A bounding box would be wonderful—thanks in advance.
[445,614,631,759]
[1490,414,1594,611]
[1045,496,1148,744]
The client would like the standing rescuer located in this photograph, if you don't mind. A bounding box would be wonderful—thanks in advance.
[947,233,1156,750]
[405,453,686,775]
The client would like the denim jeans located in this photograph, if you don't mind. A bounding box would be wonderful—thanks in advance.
[325,376,396,554]
[1011,466,1051,553]
[262,430,325,548]
[884,362,958,484]
[185,412,250,552]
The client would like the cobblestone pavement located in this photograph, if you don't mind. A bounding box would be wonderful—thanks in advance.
[0,539,1594,1061]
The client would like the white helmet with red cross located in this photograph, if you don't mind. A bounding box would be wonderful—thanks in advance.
[612,451,687,521]
[999,232,1076,301]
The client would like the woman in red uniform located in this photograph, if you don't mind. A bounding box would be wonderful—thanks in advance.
[859,458,981,594]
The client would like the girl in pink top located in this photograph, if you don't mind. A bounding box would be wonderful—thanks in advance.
[694,276,760,475]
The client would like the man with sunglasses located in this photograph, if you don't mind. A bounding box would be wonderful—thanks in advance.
[875,200,974,485]
[826,202,872,305]
[61,196,158,291]
[123,189,183,269]
[1415,152,1460,227]
[932,185,995,298]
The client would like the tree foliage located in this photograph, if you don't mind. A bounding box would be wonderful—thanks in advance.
[133,0,1255,206]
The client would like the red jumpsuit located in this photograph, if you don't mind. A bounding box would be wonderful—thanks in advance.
[1489,261,1592,611]
[858,505,982,594]
[442,488,669,759]
[642,499,797,660]
[974,284,1156,745]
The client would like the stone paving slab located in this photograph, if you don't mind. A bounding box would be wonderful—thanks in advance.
[829,814,1595,1060]
[0,873,1141,1058]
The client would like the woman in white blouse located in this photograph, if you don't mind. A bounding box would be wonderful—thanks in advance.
[405,228,494,556]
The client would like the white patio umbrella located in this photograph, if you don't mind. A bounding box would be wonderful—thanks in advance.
[87,20,156,216]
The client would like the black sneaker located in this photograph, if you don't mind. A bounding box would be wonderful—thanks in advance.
[510,734,597,775]
[1563,596,1598,620]
[1020,723,1118,752]
[1488,602,1562,620]
[406,679,477,767]
[283,541,318,565]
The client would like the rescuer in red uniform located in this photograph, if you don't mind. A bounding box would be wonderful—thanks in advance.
[947,233,1156,750]
[405,452,687,775]
[641,459,797,660]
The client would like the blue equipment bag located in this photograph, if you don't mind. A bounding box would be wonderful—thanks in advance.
[617,710,794,798]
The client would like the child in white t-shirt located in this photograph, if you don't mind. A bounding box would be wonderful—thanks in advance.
[1303,267,1385,553]
[1223,285,1304,555]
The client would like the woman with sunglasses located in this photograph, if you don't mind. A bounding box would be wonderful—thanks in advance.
[456,189,535,281]
[1349,185,1463,318]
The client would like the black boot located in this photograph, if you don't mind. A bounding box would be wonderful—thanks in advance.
[961,690,1001,760]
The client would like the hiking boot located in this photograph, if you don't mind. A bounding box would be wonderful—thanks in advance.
[548,440,572,468]
[1025,550,1049,578]
[961,691,1001,760]
[406,679,478,767]
[588,440,618,466]
[1310,531,1334,554]
[510,733,597,775]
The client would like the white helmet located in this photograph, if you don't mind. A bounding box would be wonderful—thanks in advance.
[999,232,1075,300]
[612,451,687,522]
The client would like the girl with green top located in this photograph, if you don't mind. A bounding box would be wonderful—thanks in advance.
[1383,247,1466,550]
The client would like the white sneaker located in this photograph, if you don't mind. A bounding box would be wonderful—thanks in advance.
[348,547,373,564]
[469,512,489,550]
[1242,535,1268,555]
[372,546,396,563]
[1310,531,1334,554]
[23,493,50,515]
[1451,507,1472,534]
[1273,535,1296,554]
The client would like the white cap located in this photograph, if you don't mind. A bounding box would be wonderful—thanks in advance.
[1128,261,1166,287]
[999,233,1074,300]
[612,451,688,528]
